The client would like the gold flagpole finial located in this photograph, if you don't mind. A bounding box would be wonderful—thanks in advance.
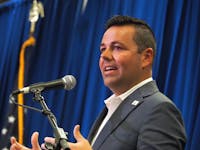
[29,0,44,35]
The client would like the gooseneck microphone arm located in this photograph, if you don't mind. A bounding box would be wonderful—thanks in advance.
[32,88,70,150]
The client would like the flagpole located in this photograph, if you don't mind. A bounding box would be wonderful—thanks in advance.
[17,0,44,144]
[17,36,36,144]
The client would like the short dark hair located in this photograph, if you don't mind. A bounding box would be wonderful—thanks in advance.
[105,15,156,56]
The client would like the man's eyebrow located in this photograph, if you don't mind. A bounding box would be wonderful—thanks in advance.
[111,41,121,45]
[100,43,105,47]
[100,41,124,47]
[111,41,126,47]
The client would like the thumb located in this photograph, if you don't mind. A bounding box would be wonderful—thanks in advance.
[73,125,85,142]
[10,136,17,144]
[10,136,30,150]
[31,132,41,150]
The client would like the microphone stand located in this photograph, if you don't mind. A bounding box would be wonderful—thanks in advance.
[31,88,70,150]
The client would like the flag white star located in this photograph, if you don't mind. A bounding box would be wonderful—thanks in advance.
[8,115,15,123]
[9,99,13,104]
[1,128,7,135]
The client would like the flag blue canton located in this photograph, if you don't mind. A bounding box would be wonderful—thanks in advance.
[0,100,18,149]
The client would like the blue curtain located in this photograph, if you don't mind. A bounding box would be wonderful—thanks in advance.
[0,0,199,149]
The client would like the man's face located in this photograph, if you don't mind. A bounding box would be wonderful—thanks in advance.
[99,25,145,95]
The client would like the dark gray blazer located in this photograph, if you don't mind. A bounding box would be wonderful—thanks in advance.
[88,81,186,150]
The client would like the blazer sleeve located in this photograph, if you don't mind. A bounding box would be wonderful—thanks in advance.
[137,101,186,150]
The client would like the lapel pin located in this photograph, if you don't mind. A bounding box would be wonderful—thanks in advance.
[131,100,139,106]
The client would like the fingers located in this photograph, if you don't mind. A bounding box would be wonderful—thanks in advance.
[10,132,41,150]
[10,137,19,150]
[10,136,29,150]
[68,125,92,150]
[73,125,84,142]
[31,132,41,150]
[41,137,55,150]
[44,137,55,144]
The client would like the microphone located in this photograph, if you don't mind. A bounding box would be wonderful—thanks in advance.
[12,75,76,95]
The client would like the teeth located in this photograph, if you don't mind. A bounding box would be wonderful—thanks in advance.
[105,66,117,71]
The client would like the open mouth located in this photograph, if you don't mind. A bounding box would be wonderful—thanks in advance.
[104,66,118,71]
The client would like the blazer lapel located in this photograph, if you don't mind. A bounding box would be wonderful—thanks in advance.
[87,107,108,143]
[92,92,143,150]
[92,81,159,150]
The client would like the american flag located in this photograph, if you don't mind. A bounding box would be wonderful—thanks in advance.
[0,1,43,149]
[0,36,36,149]
[0,99,19,149]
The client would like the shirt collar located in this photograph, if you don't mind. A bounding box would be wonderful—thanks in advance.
[119,77,153,100]
[104,77,153,105]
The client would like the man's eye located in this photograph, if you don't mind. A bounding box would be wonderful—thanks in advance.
[113,46,122,50]
[100,48,106,53]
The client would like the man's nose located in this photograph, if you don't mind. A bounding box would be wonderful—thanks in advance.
[101,48,113,60]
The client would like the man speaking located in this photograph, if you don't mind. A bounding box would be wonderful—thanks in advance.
[10,15,186,150]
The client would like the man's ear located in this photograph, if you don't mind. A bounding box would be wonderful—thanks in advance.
[141,48,154,68]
